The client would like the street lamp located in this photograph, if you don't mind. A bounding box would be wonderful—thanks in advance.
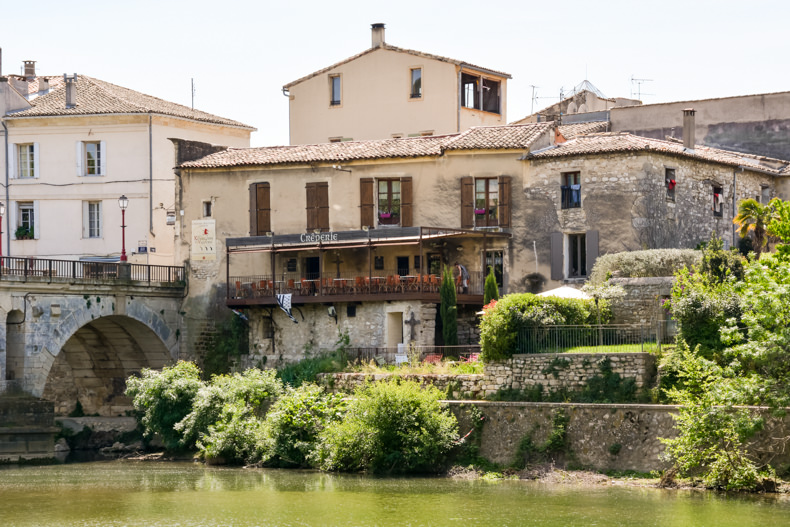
[118,195,128,262]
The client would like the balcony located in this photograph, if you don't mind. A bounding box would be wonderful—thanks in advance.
[561,185,581,209]
[225,226,509,307]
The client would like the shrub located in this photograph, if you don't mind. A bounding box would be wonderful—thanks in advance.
[440,265,458,346]
[588,249,701,285]
[176,368,283,449]
[484,267,500,305]
[198,402,266,465]
[316,379,458,474]
[479,293,604,361]
[277,332,350,387]
[258,384,346,468]
[125,361,204,451]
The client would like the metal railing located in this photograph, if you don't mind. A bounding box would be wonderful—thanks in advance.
[0,256,185,285]
[516,324,660,354]
[229,270,485,300]
[346,345,481,364]
[561,186,581,209]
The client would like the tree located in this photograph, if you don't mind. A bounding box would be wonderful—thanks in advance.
[734,198,776,260]
[483,266,500,305]
[440,265,458,346]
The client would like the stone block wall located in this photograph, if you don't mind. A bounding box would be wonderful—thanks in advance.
[318,372,484,400]
[481,353,656,397]
[609,277,673,327]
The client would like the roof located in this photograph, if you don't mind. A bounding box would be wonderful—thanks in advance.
[556,121,609,139]
[283,43,511,90]
[181,123,552,169]
[527,132,790,175]
[5,75,254,129]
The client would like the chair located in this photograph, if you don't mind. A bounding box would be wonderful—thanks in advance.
[429,274,439,292]
[301,278,311,295]
[250,282,258,297]
[423,353,443,364]
[234,281,242,298]
[286,278,296,293]
[355,276,365,294]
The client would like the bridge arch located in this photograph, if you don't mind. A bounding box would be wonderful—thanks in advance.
[42,314,174,416]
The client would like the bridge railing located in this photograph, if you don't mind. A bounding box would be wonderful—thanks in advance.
[0,256,185,285]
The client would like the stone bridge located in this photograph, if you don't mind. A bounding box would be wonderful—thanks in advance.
[0,258,186,416]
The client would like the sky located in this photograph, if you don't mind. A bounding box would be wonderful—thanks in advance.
[3,0,789,147]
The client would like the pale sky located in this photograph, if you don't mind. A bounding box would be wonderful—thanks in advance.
[3,0,788,147]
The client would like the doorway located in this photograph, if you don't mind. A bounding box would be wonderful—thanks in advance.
[386,312,404,348]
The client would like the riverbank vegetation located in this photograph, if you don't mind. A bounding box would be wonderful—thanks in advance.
[126,365,458,474]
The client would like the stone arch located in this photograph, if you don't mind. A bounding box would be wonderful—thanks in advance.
[42,315,172,416]
[6,309,25,381]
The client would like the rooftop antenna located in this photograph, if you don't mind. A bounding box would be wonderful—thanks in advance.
[630,75,654,100]
[191,78,195,110]
[529,85,539,114]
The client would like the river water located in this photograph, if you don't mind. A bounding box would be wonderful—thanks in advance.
[0,461,788,526]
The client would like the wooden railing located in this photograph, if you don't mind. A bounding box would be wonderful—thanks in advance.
[0,256,185,285]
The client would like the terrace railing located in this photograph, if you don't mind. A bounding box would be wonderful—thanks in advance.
[345,345,481,365]
[0,256,185,286]
[516,324,659,354]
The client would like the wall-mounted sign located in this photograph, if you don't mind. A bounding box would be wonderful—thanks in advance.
[300,231,338,243]
[137,240,148,254]
[192,219,216,261]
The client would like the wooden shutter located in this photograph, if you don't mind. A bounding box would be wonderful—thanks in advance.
[550,232,564,281]
[498,175,511,228]
[461,176,474,228]
[317,182,329,231]
[360,178,374,228]
[585,230,599,277]
[400,177,413,227]
[75,141,83,176]
[256,183,271,234]
[306,183,317,231]
[249,183,258,236]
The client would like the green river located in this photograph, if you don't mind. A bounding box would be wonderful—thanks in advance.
[1,461,788,526]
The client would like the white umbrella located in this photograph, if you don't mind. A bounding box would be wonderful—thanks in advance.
[536,285,591,300]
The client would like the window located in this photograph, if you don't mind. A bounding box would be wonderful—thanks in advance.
[306,182,329,232]
[561,172,581,209]
[461,176,511,229]
[550,231,599,281]
[377,179,401,225]
[410,68,422,98]
[203,201,212,218]
[713,185,723,217]
[329,137,342,143]
[329,75,341,106]
[760,186,771,204]
[17,144,36,178]
[83,201,102,238]
[16,202,36,240]
[665,168,676,201]
[77,141,105,176]
[474,178,499,227]
[397,256,409,276]
[249,182,271,235]
[461,72,501,114]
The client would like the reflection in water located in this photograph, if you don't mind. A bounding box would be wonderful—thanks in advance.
[0,461,788,526]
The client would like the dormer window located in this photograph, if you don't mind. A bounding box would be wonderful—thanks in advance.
[461,73,501,114]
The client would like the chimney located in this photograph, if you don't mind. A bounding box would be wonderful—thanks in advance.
[371,23,386,47]
[64,73,78,108]
[39,77,49,92]
[23,60,36,81]
[682,108,696,150]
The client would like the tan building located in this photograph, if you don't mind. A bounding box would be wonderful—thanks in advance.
[0,64,254,264]
[175,111,788,365]
[283,24,510,145]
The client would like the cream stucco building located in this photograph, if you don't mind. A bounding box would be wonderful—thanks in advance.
[284,24,510,145]
[0,64,253,265]
[174,112,787,365]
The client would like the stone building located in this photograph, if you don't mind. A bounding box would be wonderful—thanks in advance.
[283,23,510,145]
[174,112,788,364]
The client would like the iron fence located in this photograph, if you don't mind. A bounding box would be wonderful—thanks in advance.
[516,324,661,354]
[345,345,481,364]
[0,256,184,285]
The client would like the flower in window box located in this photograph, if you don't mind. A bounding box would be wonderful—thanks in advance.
[379,212,392,219]
[474,208,486,215]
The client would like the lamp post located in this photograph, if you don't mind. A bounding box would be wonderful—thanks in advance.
[118,195,128,262]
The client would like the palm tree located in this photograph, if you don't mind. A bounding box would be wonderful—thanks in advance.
[733,198,776,259]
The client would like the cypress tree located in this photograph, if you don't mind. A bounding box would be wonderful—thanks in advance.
[440,265,458,347]
[484,266,500,305]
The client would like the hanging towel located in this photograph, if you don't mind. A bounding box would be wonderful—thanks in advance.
[276,294,298,323]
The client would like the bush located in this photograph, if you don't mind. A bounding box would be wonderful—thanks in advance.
[198,402,266,465]
[316,379,458,474]
[588,249,701,285]
[440,265,458,346]
[277,333,350,387]
[259,384,346,468]
[125,361,204,451]
[176,368,283,449]
[484,267,500,305]
[479,293,605,361]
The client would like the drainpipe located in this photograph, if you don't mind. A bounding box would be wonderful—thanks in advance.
[457,70,462,133]
[2,119,8,256]
[149,112,153,236]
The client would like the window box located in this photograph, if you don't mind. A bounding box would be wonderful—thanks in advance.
[379,213,392,219]
[15,226,34,240]
[474,209,486,215]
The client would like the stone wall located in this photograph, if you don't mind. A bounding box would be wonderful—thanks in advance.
[609,277,674,327]
[318,372,484,399]
[450,401,790,472]
[481,353,656,397]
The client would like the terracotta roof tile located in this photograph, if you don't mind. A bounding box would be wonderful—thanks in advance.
[181,123,552,169]
[283,43,510,89]
[5,75,254,129]
[556,121,609,138]
[528,132,790,174]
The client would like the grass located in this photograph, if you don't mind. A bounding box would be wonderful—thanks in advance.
[559,343,663,354]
